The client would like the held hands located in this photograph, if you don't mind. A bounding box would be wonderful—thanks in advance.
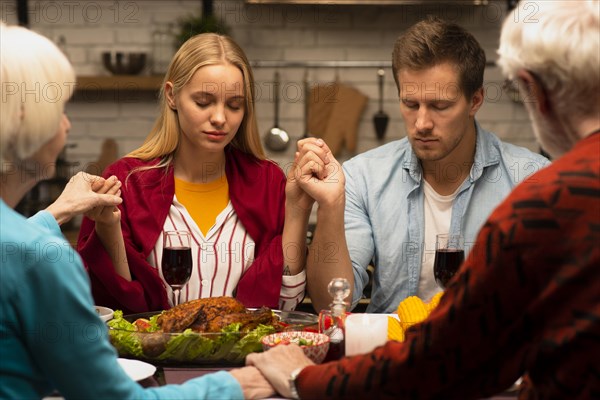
[228,366,276,399]
[85,175,122,226]
[246,344,314,399]
[45,172,122,226]
[86,174,130,281]
[286,138,345,212]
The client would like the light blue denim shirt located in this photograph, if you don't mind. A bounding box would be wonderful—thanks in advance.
[343,122,550,313]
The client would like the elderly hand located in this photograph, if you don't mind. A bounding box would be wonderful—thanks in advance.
[45,172,122,225]
[246,344,315,398]
[228,366,276,399]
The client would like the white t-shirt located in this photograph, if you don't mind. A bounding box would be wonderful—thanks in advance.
[417,180,461,301]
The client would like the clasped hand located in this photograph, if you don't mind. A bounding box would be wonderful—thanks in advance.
[285,138,346,212]
[45,171,122,225]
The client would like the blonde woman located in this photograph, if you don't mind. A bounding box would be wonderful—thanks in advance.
[78,34,314,313]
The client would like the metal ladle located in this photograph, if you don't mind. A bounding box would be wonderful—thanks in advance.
[264,71,290,152]
[373,68,389,140]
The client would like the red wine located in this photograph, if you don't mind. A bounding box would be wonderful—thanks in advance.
[162,247,192,288]
[433,249,465,288]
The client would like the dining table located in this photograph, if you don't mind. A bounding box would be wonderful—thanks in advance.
[85,306,521,399]
[139,364,233,387]
[136,362,519,399]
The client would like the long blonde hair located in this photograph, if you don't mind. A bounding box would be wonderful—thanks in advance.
[127,33,264,169]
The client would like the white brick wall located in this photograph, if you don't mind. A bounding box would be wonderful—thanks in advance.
[1,0,540,179]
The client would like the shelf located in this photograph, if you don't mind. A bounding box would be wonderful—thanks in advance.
[246,1,489,4]
[76,75,164,91]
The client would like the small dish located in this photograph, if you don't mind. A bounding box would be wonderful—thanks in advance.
[117,358,156,382]
[95,306,114,323]
[261,331,330,364]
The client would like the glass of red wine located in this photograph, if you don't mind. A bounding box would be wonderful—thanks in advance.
[162,230,193,306]
[433,233,465,289]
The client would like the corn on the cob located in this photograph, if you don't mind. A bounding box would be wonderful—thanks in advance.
[397,296,429,324]
[387,316,404,341]
[388,292,445,342]
[427,291,444,313]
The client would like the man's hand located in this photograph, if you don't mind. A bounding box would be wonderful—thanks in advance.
[228,366,275,399]
[246,345,315,398]
[286,138,345,212]
[45,172,122,225]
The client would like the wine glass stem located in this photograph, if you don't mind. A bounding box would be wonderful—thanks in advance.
[173,289,180,306]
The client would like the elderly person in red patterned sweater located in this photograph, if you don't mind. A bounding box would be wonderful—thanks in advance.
[246,1,600,399]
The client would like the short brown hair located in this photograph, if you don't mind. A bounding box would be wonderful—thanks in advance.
[392,16,486,98]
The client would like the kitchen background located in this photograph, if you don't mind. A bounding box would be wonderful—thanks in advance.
[1,0,539,226]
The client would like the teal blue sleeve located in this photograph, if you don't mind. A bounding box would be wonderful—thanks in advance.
[15,232,242,399]
[144,371,244,399]
[28,210,61,235]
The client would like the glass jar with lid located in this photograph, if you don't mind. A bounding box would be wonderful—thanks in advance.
[151,23,175,75]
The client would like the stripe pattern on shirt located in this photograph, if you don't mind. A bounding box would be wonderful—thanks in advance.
[148,197,305,310]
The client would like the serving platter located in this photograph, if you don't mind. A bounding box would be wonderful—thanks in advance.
[108,308,318,366]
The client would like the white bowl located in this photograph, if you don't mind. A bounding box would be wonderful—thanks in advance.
[261,331,330,364]
[95,306,114,323]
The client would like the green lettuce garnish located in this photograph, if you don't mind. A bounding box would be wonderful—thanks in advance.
[107,312,277,363]
[107,310,143,357]
[228,324,276,361]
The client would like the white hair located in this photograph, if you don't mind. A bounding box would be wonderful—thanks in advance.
[497,1,600,120]
[0,22,76,169]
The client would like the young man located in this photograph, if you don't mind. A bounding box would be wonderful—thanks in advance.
[302,16,549,313]
[247,1,600,398]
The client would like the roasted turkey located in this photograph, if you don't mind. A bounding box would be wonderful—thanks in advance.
[156,296,278,333]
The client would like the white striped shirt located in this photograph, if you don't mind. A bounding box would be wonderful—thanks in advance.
[148,197,306,310]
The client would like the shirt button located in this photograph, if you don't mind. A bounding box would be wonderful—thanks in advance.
[201,279,210,286]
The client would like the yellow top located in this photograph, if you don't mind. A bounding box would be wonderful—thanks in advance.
[174,175,229,236]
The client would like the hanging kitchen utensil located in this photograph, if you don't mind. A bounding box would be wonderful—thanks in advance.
[303,68,311,139]
[264,71,290,152]
[373,68,389,140]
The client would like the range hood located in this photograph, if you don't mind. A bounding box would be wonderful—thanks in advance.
[246,1,490,4]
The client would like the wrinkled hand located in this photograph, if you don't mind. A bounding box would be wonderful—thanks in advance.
[228,366,275,399]
[45,172,122,225]
[286,138,345,210]
[84,175,122,226]
[246,345,314,398]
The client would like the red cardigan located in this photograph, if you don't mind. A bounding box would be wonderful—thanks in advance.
[78,147,286,314]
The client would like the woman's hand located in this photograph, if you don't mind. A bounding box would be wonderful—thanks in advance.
[85,175,122,226]
[285,138,345,212]
[285,138,327,213]
[246,344,314,398]
[45,172,122,225]
[228,366,275,399]
[287,138,345,211]
[87,175,130,281]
